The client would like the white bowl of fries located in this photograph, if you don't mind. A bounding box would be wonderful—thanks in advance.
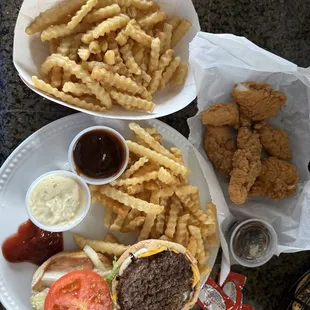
[13,0,200,119]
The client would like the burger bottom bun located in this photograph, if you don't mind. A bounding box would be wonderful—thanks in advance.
[112,239,200,310]
[32,250,111,292]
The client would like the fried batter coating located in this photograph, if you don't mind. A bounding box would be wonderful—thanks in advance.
[237,127,262,159]
[229,127,262,205]
[254,121,291,160]
[239,110,252,127]
[229,149,262,205]
[201,103,239,127]
[231,82,286,121]
[249,157,298,199]
[204,126,236,177]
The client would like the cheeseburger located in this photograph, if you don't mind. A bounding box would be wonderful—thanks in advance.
[112,239,201,310]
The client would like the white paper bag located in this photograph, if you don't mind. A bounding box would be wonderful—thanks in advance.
[13,0,200,120]
[188,32,310,284]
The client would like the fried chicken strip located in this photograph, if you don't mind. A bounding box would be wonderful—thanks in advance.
[204,126,236,177]
[231,82,286,121]
[229,149,262,205]
[201,103,239,127]
[239,110,252,127]
[249,157,298,199]
[254,121,291,160]
[229,127,262,205]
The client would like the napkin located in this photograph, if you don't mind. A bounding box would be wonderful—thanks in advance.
[188,32,310,284]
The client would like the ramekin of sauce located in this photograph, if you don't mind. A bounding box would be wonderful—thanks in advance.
[68,126,129,185]
[25,170,91,232]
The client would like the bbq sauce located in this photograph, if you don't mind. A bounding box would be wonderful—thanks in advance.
[73,129,126,179]
[2,220,63,265]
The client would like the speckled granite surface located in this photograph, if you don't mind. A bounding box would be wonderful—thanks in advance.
[1,0,310,309]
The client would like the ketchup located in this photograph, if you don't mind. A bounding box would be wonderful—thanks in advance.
[2,220,63,265]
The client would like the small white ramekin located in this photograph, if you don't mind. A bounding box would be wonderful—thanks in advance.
[25,170,91,232]
[68,126,129,185]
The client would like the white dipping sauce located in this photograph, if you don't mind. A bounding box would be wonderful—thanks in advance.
[29,175,83,226]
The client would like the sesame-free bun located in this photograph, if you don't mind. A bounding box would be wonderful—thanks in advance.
[112,239,200,310]
[32,250,111,292]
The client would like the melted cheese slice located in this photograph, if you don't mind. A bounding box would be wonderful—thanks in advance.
[138,247,168,258]
[191,265,200,288]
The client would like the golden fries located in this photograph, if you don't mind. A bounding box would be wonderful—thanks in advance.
[159,235,171,241]
[63,81,92,96]
[104,50,116,64]
[176,214,190,247]
[128,122,177,160]
[86,14,130,42]
[154,212,165,238]
[67,0,98,30]
[171,62,188,86]
[27,0,191,113]
[160,56,181,89]
[104,207,113,228]
[165,199,181,239]
[139,11,166,29]
[125,216,145,231]
[126,141,189,176]
[100,185,164,215]
[110,213,128,231]
[110,90,155,112]
[103,232,121,243]
[162,23,173,51]
[91,66,140,94]
[26,0,86,35]
[32,76,106,112]
[41,54,112,108]
[171,19,192,47]
[138,214,156,241]
[89,41,101,54]
[187,236,198,257]
[57,37,72,56]
[50,66,62,88]
[188,225,206,268]
[94,192,130,217]
[111,170,159,186]
[158,167,178,185]
[125,22,153,47]
[121,156,149,179]
[84,4,121,23]
[74,234,129,256]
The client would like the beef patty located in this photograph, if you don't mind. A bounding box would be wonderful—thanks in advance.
[116,250,194,310]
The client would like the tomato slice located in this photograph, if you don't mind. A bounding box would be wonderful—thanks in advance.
[44,270,112,310]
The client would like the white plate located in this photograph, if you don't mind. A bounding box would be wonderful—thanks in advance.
[0,113,218,310]
[13,0,200,120]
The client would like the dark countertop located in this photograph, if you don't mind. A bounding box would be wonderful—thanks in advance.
[1,0,310,309]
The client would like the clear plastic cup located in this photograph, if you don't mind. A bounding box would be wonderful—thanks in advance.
[229,218,278,268]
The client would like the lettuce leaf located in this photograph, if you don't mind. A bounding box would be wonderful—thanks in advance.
[104,256,118,283]
[30,288,49,310]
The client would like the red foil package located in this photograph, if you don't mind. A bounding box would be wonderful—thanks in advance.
[221,272,246,307]
[197,272,255,310]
